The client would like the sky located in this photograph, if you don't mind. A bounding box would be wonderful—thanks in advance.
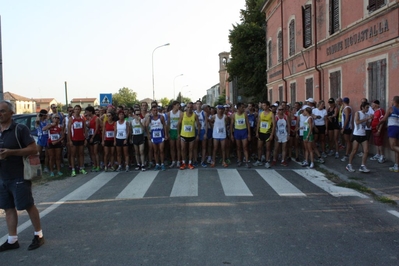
[0,0,246,105]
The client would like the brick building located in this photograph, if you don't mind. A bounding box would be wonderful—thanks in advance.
[261,0,398,111]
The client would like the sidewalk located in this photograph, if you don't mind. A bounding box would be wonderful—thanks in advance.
[319,153,399,204]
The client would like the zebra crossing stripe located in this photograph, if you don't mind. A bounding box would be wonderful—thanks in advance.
[256,170,306,197]
[65,172,118,200]
[387,210,399,219]
[170,169,198,197]
[293,169,368,198]
[218,169,253,196]
[116,171,158,199]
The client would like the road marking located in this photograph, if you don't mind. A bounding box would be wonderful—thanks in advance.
[218,169,253,196]
[170,169,198,197]
[387,210,399,219]
[117,171,158,199]
[65,172,118,200]
[294,169,368,198]
[256,169,306,197]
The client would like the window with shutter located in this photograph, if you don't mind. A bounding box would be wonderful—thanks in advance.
[368,59,387,109]
[268,40,272,68]
[368,0,386,12]
[329,0,340,34]
[290,83,296,105]
[289,20,295,56]
[279,86,283,101]
[305,78,313,99]
[303,5,312,48]
[278,31,282,63]
[329,71,341,100]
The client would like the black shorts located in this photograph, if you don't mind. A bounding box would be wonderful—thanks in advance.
[116,138,128,147]
[88,134,101,145]
[132,134,145,146]
[72,140,85,146]
[103,140,114,147]
[343,129,352,135]
[315,125,326,135]
[48,142,62,149]
[365,129,371,140]
[0,178,34,211]
[328,122,340,130]
[258,133,271,142]
[352,135,368,144]
[181,136,195,143]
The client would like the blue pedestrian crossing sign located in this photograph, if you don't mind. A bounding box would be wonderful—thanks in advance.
[99,93,112,106]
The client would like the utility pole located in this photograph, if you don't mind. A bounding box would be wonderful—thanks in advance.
[0,16,4,101]
[64,81,68,107]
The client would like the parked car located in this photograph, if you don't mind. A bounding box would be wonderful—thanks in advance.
[12,113,38,141]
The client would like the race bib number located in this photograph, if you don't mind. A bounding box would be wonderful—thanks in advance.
[88,128,94,135]
[118,130,126,138]
[152,130,161,138]
[250,121,254,127]
[73,122,83,129]
[50,134,60,141]
[106,131,114,138]
[217,127,225,134]
[236,118,245,125]
[171,121,178,129]
[291,120,296,126]
[133,127,142,135]
[260,122,268,129]
[184,125,193,132]
[278,129,286,135]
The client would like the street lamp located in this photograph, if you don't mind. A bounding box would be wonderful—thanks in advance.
[152,43,170,101]
[173,74,183,100]
[180,85,188,103]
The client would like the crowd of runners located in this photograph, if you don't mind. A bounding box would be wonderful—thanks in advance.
[34,95,399,177]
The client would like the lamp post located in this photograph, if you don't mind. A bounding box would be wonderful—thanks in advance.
[152,43,170,101]
[180,85,188,103]
[173,74,183,100]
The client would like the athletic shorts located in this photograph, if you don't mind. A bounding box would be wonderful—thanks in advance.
[37,137,48,148]
[103,140,114,147]
[151,137,164,144]
[0,178,34,211]
[365,129,371,141]
[72,140,85,146]
[88,134,101,145]
[116,138,129,147]
[315,125,326,135]
[207,128,213,139]
[276,134,288,143]
[132,134,145,146]
[234,129,248,140]
[343,129,352,135]
[214,137,226,141]
[196,129,206,141]
[169,129,178,140]
[258,133,271,142]
[328,122,340,130]
[352,135,367,144]
[181,136,195,143]
[47,142,62,149]
[303,132,314,142]
[388,126,399,139]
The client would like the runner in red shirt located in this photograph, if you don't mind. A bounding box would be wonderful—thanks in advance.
[67,105,87,177]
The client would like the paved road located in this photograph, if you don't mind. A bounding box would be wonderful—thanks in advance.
[1,167,399,265]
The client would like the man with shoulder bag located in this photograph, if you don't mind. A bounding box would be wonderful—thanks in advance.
[0,100,45,251]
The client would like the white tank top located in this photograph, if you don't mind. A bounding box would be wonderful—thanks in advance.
[212,114,226,139]
[275,115,288,138]
[195,110,206,129]
[169,110,180,130]
[116,120,127,139]
[131,118,143,136]
[353,111,366,136]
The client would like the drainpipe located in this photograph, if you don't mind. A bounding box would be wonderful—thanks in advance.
[281,0,288,101]
[314,0,322,100]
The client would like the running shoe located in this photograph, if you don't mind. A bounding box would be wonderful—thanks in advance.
[340,156,348,162]
[50,172,54,177]
[188,164,195,170]
[328,150,335,156]
[201,162,207,168]
[135,165,141,171]
[253,160,263,166]
[357,152,364,157]
[335,152,339,159]
[161,164,166,171]
[125,166,130,172]
[265,162,271,169]
[271,160,277,166]
[71,170,76,177]
[193,162,198,168]
[315,157,325,164]
[180,163,186,170]
[245,162,251,168]
[222,162,228,168]
[57,171,63,177]
[359,165,370,173]
[346,164,355,172]
[370,154,380,161]
[116,165,122,172]
[237,161,242,167]
[169,161,176,168]
[207,157,212,164]
[321,152,328,158]
[301,161,309,167]
[281,161,288,167]
[389,164,399,172]
[154,165,161,171]
[43,167,49,173]
[378,157,386,164]
[210,162,215,168]
[177,161,181,168]
[79,169,87,175]
[309,162,314,169]
[141,166,146,172]
[104,167,108,172]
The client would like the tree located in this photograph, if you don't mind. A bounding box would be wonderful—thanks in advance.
[159,97,170,108]
[227,0,267,102]
[176,92,192,104]
[214,92,226,106]
[112,87,139,107]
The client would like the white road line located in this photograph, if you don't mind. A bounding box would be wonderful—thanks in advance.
[170,169,198,197]
[218,169,253,196]
[387,210,399,219]
[117,171,158,199]
[65,172,118,200]
[294,169,368,198]
[0,172,118,243]
[256,169,306,197]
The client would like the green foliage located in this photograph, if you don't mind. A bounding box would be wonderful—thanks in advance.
[159,97,170,108]
[176,92,192,104]
[214,93,226,106]
[112,87,139,107]
[227,0,267,102]
[201,95,207,104]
